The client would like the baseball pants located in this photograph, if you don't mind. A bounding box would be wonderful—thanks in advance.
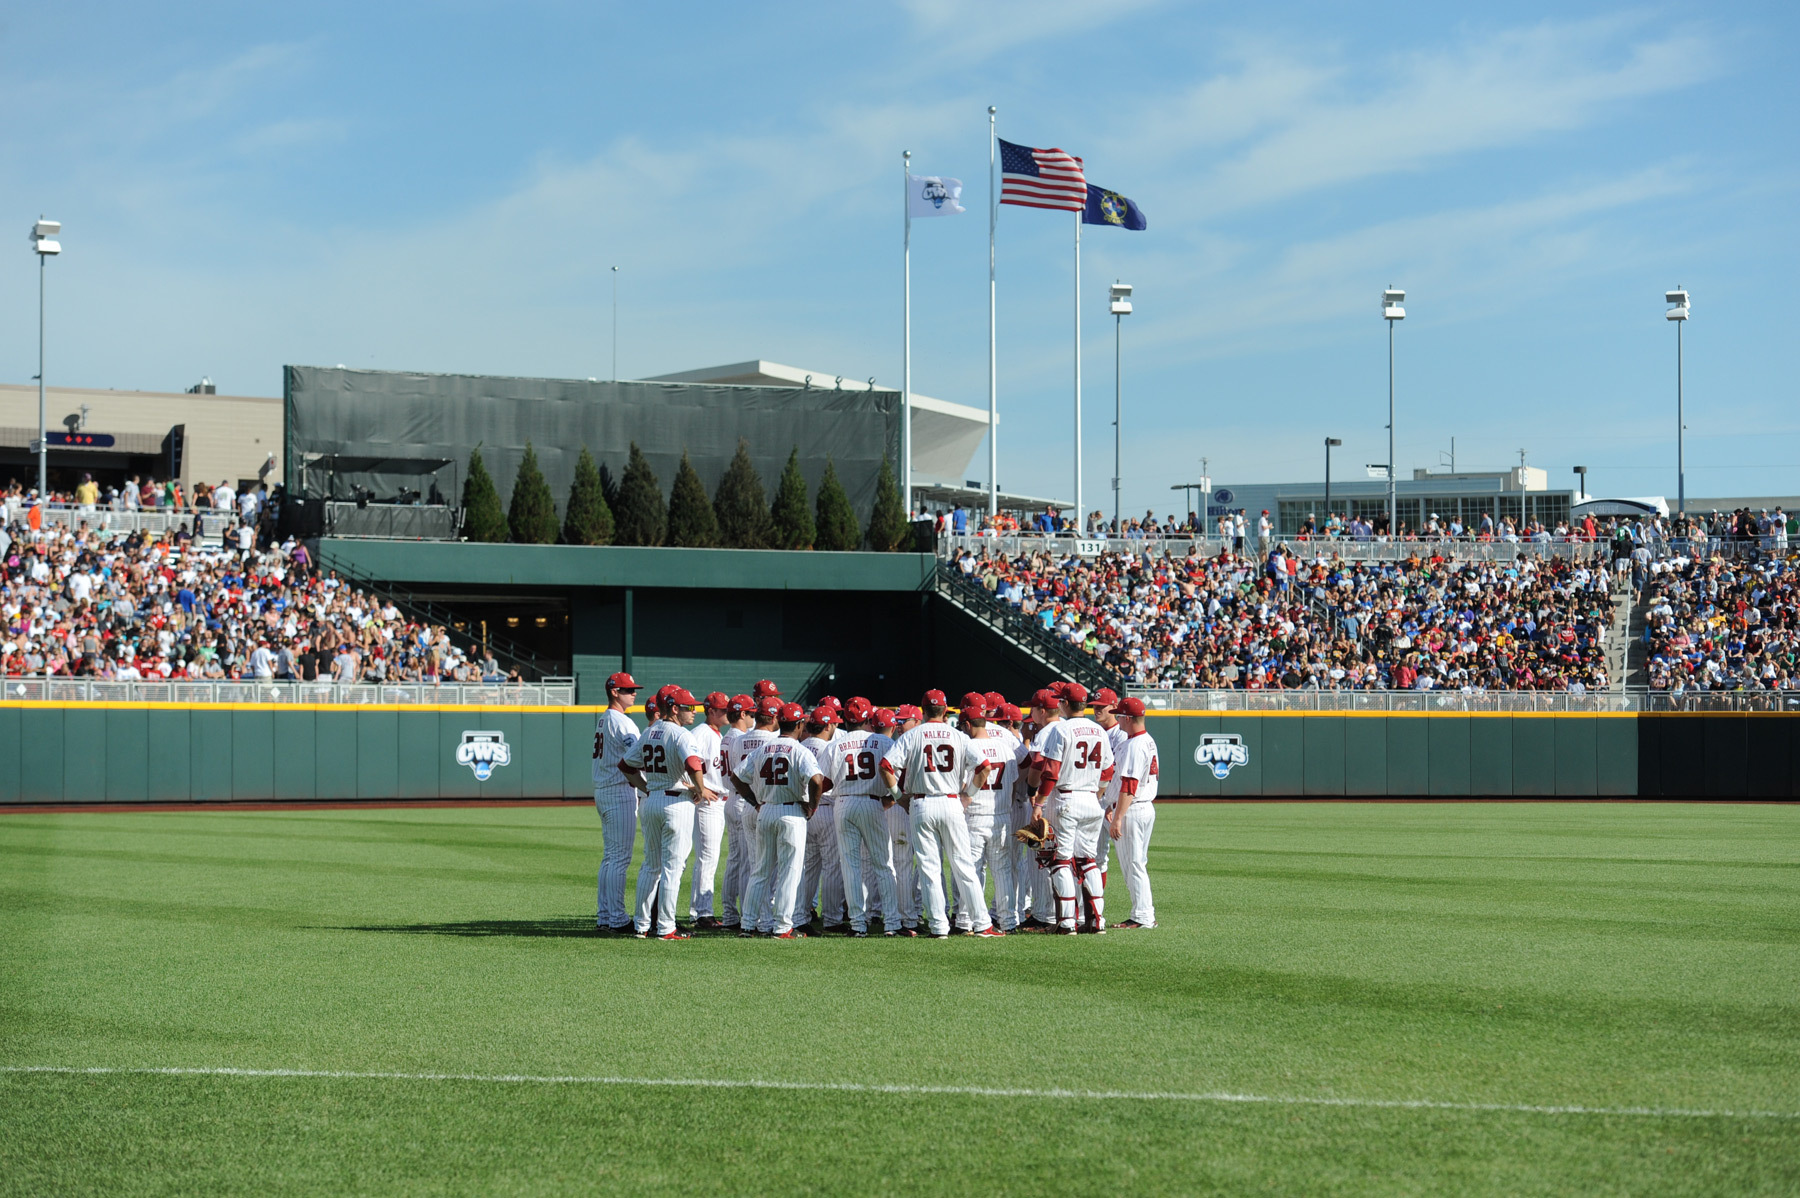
[1118,801,1156,925]
[887,802,920,928]
[634,794,695,937]
[836,796,899,934]
[593,783,640,929]
[910,796,992,936]
[961,808,1016,931]
[745,802,808,934]
[721,796,756,927]
[1007,803,1039,921]
[1045,791,1106,931]
[799,801,846,927]
[832,800,871,919]
[688,796,726,922]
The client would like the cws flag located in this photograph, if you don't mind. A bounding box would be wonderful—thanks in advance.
[999,138,1086,210]
[1082,184,1147,231]
[907,173,966,217]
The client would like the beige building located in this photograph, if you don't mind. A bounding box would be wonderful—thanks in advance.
[0,382,282,496]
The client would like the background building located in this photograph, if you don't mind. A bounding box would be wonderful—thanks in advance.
[1208,466,1575,536]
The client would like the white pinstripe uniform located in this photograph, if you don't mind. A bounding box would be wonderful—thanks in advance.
[736,736,823,935]
[1024,718,1061,920]
[961,728,1024,931]
[1095,719,1129,878]
[884,722,993,937]
[718,724,749,927]
[627,718,702,937]
[686,721,727,922]
[799,731,846,928]
[1035,716,1114,932]
[724,726,776,927]
[1113,727,1159,926]
[592,706,643,930]
[826,727,897,934]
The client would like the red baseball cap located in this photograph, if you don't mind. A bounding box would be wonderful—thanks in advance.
[983,691,1005,709]
[1091,687,1119,708]
[1117,697,1147,717]
[1002,703,1023,722]
[844,696,874,721]
[960,696,987,720]
[753,679,782,698]
[779,701,807,723]
[1061,682,1090,706]
[820,694,843,710]
[660,686,698,709]
[810,705,841,725]
[728,694,756,716]
[895,704,922,721]
[1031,688,1059,710]
[960,691,988,712]
[873,707,898,730]
[756,697,783,719]
[704,691,731,711]
[921,689,947,707]
[606,672,640,691]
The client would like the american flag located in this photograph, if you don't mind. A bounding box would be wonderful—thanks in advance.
[999,138,1087,211]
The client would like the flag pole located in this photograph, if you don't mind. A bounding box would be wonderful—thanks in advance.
[1073,208,1083,533]
[902,149,912,518]
[987,106,998,522]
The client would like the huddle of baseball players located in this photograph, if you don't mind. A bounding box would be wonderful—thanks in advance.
[590,671,1159,940]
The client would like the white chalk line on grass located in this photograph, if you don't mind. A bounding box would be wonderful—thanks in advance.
[2,1064,1794,1121]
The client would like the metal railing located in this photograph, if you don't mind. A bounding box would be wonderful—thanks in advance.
[5,504,236,538]
[325,555,560,682]
[1127,688,1800,713]
[935,563,1127,694]
[939,534,1616,563]
[0,677,576,706]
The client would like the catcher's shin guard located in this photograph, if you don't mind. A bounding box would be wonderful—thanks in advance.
[1076,856,1104,931]
[1050,858,1080,929]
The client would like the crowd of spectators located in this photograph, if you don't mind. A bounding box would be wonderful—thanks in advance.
[1639,551,1800,692]
[0,510,513,685]
[954,542,1620,693]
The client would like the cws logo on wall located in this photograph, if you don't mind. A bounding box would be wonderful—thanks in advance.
[1195,733,1249,780]
[456,731,512,781]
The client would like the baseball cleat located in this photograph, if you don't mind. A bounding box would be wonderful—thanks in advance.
[1055,926,1078,935]
[1114,919,1154,930]
[929,933,949,939]
[897,927,918,938]
[973,927,1006,938]
[737,929,758,938]
[773,930,805,939]
[850,930,869,938]
[657,930,691,940]
[631,931,648,939]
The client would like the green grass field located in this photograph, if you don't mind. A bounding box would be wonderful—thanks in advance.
[2,801,1798,1196]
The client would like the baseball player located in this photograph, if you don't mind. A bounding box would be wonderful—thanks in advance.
[622,687,712,940]
[885,704,924,932]
[685,692,733,929]
[827,697,903,936]
[591,671,643,933]
[717,694,757,930]
[1090,688,1127,929]
[725,697,782,930]
[1031,682,1114,934]
[1108,697,1159,928]
[958,693,1023,932]
[1019,688,1064,931]
[880,690,1003,939]
[798,706,848,932]
[734,702,827,938]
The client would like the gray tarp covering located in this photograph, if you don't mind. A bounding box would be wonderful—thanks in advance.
[286,366,901,529]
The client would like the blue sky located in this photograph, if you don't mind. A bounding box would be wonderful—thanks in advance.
[2,2,1795,511]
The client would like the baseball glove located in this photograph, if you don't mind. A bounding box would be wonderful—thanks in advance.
[1015,815,1054,847]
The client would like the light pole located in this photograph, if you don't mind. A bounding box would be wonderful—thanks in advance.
[31,218,61,498]
[611,265,620,382]
[1109,281,1132,534]
[1666,287,1689,521]
[1324,438,1342,535]
[1382,286,1405,537]
[1573,465,1588,502]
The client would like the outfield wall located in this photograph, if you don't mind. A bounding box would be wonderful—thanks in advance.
[0,706,1791,803]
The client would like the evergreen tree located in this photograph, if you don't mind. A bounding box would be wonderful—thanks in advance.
[866,455,909,551]
[561,446,614,545]
[770,447,814,550]
[813,457,860,552]
[460,446,507,542]
[713,438,773,549]
[507,441,559,544]
[613,442,666,546]
[666,451,720,547]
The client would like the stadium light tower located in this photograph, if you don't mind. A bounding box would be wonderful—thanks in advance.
[1666,287,1689,521]
[1324,438,1343,531]
[1382,286,1405,536]
[1110,281,1132,534]
[31,218,61,499]
[1573,465,1589,502]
